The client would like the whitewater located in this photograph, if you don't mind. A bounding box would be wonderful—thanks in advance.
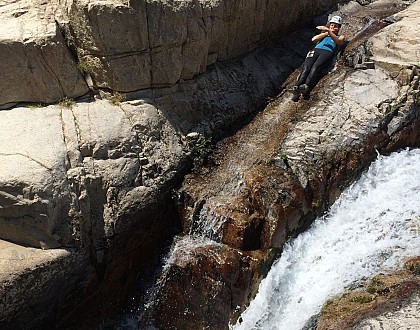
[232,148,420,330]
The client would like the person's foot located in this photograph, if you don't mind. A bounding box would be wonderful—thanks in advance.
[299,84,308,94]
[292,85,300,102]
[299,84,310,99]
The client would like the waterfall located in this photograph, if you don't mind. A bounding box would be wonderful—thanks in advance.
[232,148,420,330]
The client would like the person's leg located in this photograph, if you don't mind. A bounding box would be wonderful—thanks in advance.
[292,50,319,101]
[296,50,318,86]
[303,49,334,89]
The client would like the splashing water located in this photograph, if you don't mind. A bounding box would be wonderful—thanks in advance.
[232,148,420,330]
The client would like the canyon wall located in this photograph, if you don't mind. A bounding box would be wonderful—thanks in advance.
[0,0,341,327]
[0,0,338,107]
[1,0,419,328]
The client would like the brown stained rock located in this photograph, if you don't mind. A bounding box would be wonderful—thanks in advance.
[141,239,269,330]
[244,165,311,249]
[198,196,264,251]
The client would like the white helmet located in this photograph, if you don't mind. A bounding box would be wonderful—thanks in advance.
[329,16,343,25]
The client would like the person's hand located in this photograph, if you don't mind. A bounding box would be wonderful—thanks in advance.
[316,25,329,31]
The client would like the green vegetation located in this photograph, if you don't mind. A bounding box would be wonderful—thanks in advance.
[58,97,75,108]
[27,103,43,109]
[109,92,125,105]
[349,294,374,304]
[388,94,407,115]
[185,134,215,166]
[366,277,387,294]
[190,135,213,159]
[412,264,420,275]
[404,257,420,275]
[77,59,93,75]
[278,151,288,162]
[311,198,321,208]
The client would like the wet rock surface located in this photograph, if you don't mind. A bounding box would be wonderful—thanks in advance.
[140,238,267,330]
[141,0,420,328]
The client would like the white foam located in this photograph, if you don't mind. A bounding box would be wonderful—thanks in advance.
[232,148,420,330]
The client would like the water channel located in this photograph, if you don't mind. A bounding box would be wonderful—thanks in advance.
[104,148,420,329]
[232,148,420,329]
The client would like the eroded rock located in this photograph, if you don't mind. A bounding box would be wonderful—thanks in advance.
[140,237,267,330]
[0,0,340,106]
[315,257,420,330]
[62,0,338,92]
[0,0,89,107]
[0,99,186,326]
[144,1,420,328]
[1,0,419,328]
[0,239,95,329]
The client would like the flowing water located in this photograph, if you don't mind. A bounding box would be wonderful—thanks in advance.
[232,148,420,330]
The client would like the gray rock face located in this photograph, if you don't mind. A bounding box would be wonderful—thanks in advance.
[281,68,402,194]
[0,99,187,326]
[0,99,185,248]
[0,107,72,249]
[63,0,338,91]
[0,0,338,107]
[0,240,94,330]
[1,0,419,328]
[0,0,89,108]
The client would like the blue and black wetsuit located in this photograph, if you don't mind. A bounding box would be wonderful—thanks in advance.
[296,35,339,89]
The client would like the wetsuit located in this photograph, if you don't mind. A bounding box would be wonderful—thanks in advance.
[296,35,339,89]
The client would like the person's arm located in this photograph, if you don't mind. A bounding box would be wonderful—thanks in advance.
[312,31,329,43]
[315,25,346,45]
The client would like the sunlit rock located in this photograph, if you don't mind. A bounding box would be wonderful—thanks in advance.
[0,0,89,107]
[1,0,420,328]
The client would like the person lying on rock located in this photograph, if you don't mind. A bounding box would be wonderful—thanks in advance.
[292,16,347,101]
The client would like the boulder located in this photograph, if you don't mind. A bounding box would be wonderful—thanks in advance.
[0,98,187,326]
[140,237,266,330]
[370,0,420,69]
[0,0,89,107]
[0,239,95,329]
[0,106,73,249]
[315,257,420,330]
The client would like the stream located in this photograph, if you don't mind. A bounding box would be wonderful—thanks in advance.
[102,148,420,329]
[232,148,420,330]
